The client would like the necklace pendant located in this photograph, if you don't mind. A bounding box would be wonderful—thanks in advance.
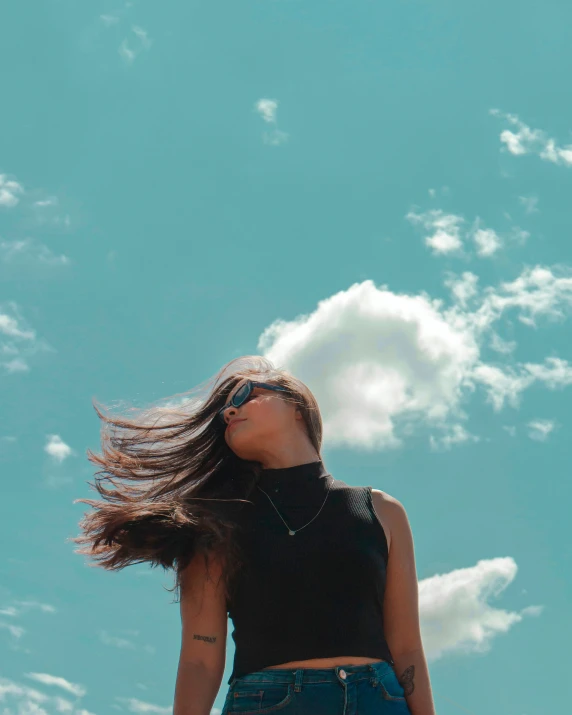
[288,530,295,536]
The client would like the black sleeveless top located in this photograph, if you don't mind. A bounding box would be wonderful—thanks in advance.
[225,460,395,684]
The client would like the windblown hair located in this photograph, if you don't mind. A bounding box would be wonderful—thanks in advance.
[70,356,323,606]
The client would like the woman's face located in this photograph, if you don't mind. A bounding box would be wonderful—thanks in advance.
[222,379,304,461]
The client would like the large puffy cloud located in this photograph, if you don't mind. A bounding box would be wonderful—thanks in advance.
[258,265,572,449]
[260,280,479,449]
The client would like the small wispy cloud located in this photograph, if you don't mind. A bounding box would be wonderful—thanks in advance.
[0,621,25,638]
[407,205,531,259]
[44,434,75,463]
[119,25,153,64]
[527,419,556,442]
[99,629,155,655]
[429,424,480,451]
[254,98,289,146]
[33,196,58,208]
[0,173,24,208]
[428,186,450,199]
[405,208,464,255]
[13,599,57,614]
[488,332,517,355]
[490,109,572,167]
[115,696,173,714]
[100,629,136,649]
[0,238,70,266]
[25,672,86,698]
[0,674,92,715]
[518,195,539,214]
[0,302,54,375]
[444,271,479,307]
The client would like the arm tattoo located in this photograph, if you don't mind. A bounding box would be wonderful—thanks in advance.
[193,634,217,644]
[397,665,415,696]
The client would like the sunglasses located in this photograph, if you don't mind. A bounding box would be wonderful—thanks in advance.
[217,380,289,427]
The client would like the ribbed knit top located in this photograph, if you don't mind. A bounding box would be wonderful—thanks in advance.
[225,460,395,683]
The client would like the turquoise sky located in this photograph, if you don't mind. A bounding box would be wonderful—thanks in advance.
[1,1,571,713]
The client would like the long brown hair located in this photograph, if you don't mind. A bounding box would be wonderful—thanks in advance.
[69,355,323,606]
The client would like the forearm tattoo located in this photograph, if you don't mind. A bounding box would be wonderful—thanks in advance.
[193,634,217,644]
[397,665,415,696]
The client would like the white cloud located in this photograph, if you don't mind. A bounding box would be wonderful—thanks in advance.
[257,264,572,449]
[0,238,70,266]
[429,424,479,451]
[115,696,173,714]
[480,266,572,327]
[25,673,86,698]
[0,173,24,207]
[13,599,57,614]
[472,227,501,257]
[255,98,278,123]
[527,419,556,441]
[255,98,289,146]
[473,357,572,411]
[34,197,58,208]
[405,209,464,255]
[488,332,516,355]
[0,307,35,340]
[0,674,93,715]
[444,271,479,307]
[99,629,136,649]
[0,302,47,374]
[490,108,572,167]
[419,557,542,661]
[260,279,479,449]
[408,210,511,259]
[44,435,74,463]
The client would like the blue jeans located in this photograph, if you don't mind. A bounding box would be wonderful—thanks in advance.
[221,660,412,715]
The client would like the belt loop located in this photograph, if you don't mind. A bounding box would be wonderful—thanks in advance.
[294,669,304,693]
[368,663,377,687]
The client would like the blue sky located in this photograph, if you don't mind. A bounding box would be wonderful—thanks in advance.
[1,1,571,713]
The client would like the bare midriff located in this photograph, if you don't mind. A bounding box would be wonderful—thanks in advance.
[261,656,387,670]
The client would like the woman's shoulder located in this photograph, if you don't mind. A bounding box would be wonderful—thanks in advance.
[369,488,402,556]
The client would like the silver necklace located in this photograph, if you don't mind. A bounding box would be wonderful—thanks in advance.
[256,476,334,536]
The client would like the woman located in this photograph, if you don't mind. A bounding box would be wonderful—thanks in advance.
[71,356,436,715]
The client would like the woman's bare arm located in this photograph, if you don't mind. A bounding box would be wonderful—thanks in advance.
[173,551,228,715]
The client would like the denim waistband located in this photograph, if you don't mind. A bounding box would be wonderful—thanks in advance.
[230,660,393,688]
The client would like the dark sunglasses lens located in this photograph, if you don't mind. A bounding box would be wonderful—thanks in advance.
[218,382,251,426]
[232,382,250,406]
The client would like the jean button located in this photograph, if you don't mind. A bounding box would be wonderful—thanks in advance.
[339,669,347,679]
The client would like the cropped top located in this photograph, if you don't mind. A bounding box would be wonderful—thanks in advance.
[224,460,395,684]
